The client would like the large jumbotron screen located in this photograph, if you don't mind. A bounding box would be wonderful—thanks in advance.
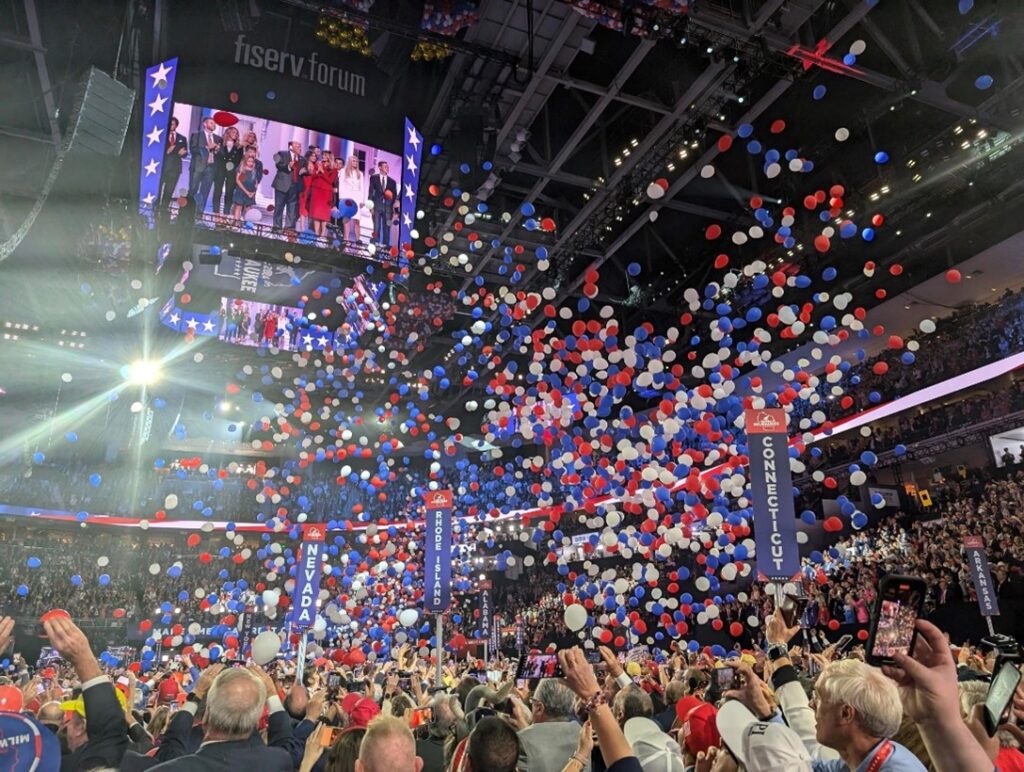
[162,102,406,255]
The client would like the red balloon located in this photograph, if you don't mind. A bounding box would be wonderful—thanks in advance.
[857,629,869,641]
[212,110,239,127]
[705,224,722,240]
[717,135,733,152]
[814,235,831,253]
[827,619,841,631]
[41,609,71,624]
[946,269,962,283]
[228,92,239,104]
[770,119,786,134]
[823,516,844,532]
[729,622,744,637]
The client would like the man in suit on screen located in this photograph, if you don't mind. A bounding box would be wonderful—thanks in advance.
[272,140,304,230]
[367,160,398,249]
[189,116,221,213]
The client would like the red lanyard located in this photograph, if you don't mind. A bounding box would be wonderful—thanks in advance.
[865,740,894,772]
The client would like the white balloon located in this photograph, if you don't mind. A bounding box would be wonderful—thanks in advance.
[251,630,282,665]
[564,604,588,632]
[835,127,850,142]
[398,608,419,627]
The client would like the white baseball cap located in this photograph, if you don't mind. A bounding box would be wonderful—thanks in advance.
[716,700,812,772]
[623,717,687,772]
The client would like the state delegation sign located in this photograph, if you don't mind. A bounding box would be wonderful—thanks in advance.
[293,524,326,628]
[745,409,801,582]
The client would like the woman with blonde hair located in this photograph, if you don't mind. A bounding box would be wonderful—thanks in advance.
[337,155,365,244]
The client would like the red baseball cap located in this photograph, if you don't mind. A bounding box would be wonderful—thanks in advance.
[158,678,180,703]
[340,693,381,729]
[678,700,720,758]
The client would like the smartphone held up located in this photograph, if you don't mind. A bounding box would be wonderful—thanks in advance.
[865,575,926,667]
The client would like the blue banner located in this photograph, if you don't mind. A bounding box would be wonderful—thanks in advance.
[398,117,423,252]
[138,58,178,226]
[964,536,1000,616]
[423,490,453,613]
[479,587,492,641]
[745,409,801,582]
[293,524,326,628]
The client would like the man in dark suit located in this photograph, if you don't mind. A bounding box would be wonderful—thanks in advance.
[367,160,399,248]
[149,665,294,771]
[160,116,189,211]
[189,116,222,213]
[272,140,304,230]
[32,615,130,771]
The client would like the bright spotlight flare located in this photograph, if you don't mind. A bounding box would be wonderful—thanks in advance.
[124,359,163,386]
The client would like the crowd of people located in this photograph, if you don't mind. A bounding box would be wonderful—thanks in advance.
[794,288,1024,425]
[1,596,1018,772]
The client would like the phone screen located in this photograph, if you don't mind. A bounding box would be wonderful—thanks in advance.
[867,576,925,665]
[985,663,1022,736]
[715,667,739,691]
[514,654,563,681]
[326,673,342,688]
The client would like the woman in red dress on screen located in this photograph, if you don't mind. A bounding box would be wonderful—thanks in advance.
[309,151,338,239]
[297,151,316,232]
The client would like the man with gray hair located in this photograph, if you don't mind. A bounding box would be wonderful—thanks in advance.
[149,667,293,770]
[518,678,590,772]
[417,693,459,771]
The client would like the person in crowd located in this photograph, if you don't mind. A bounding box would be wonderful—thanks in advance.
[148,666,293,770]
[159,116,188,211]
[367,160,398,248]
[416,694,458,772]
[212,125,243,219]
[272,140,304,230]
[518,678,588,772]
[189,116,221,212]
[354,715,423,772]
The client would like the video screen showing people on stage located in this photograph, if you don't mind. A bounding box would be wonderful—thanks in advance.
[160,103,404,256]
[218,297,303,351]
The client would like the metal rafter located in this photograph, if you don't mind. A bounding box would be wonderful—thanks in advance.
[695,0,1015,132]
[21,0,61,149]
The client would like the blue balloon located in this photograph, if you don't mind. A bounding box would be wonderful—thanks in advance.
[520,202,536,217]
[266,90,276,100]
[32,452,44,463]
[89,473,102,487]
[16,585,28,597]
[627,262,641,277]
[430,144,442,156]
[26,557,41,569]
[874,151,889,164]
[958,0,974,13]
[65,432,78,443]
[71,574,82,586]
[975,74,994,90]
[98,574,111,586]
[812,85,827,100]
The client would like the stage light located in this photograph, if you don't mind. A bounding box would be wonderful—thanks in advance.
[220,400,232,412]
[126,359,162,386]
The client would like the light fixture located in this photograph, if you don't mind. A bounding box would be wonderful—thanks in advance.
[126,359,163,386]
